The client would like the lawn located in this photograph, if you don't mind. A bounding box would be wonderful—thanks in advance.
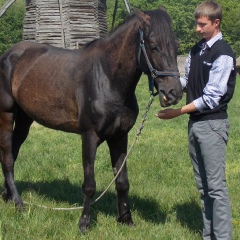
[0,76,239,239]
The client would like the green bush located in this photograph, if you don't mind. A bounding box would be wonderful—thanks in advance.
[0,0,25,55]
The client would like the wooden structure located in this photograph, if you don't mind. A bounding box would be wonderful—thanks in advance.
[237,56,240,75]
[23,0,108,49]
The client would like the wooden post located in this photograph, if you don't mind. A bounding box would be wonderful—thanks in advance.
[58,0,66,48]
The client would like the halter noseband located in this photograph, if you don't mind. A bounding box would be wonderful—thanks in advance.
[138,29,180,96]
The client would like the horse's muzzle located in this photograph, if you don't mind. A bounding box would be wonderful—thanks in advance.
[157,79,183,107]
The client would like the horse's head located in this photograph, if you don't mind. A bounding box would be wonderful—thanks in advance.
[136,7,183,107]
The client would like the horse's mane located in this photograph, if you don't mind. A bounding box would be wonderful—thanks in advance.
[111,8,175,43]
[144,8,175,42]
[109,13,136,35]
[82,8,175,50]
[81,14,136,50]
[83,38,99,48]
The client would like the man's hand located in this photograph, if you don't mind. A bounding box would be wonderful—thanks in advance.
[156,102,198,120]
[155,108,182,120]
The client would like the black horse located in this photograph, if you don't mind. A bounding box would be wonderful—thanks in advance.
[0,8,182,232]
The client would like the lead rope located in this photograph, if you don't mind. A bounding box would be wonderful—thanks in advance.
[112,0,132,31]
[23,93,155,211]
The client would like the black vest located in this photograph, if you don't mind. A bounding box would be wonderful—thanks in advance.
[187,39,236,121]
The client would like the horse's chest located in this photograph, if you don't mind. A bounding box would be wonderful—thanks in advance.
[90,100,138,137]
[119,108,137,130]
[106,109,137,137]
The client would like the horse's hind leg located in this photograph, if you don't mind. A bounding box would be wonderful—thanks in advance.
[1,108,32,206]
[107,135,134,226]
[0,111,23,208]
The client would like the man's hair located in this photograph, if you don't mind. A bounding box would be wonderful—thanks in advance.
[194,0,222,23]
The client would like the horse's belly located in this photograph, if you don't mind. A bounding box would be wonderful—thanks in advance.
[11,58,82,132]
[21,97,80,133]
[13,81,80,132]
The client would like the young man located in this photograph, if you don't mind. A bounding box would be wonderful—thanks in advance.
[156,1,236,239]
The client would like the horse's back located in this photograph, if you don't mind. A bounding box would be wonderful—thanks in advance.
[0,42,34,112]
[0,41,61,86]
[0,41,83,132]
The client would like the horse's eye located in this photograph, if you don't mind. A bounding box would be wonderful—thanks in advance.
[151,46,159,53]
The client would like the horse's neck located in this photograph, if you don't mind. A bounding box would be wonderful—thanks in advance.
[105,21,141,79]
[113,25,138,59]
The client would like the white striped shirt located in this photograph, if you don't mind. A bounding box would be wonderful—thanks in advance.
[180,32,234,112]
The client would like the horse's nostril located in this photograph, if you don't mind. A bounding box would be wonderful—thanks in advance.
[159,90,166,96]
[169,89,177,98]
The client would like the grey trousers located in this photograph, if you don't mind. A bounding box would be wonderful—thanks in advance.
[188,119,232,240]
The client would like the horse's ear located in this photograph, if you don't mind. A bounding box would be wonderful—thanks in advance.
[134,8,150,29]
[134,8,151,36]
[158,5,167,13]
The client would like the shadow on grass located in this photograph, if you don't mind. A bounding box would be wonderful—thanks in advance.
[16,179,166,225]
[174,199,202,234]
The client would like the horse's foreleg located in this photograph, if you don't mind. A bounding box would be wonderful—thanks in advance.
[107,135,134,226]
[0,112,23,208]
[79,131,99,233]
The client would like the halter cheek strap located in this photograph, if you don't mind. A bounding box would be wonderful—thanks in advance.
[138,29,180,96]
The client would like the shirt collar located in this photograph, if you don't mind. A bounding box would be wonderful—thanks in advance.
[205,32,223,48]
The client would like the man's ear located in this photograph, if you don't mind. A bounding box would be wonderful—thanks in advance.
[215,19,220,27]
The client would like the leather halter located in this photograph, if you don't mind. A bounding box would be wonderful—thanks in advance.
[138,29,180,96]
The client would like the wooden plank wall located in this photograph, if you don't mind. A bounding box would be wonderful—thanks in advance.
[23,0,108,49]
[23,0,37,42]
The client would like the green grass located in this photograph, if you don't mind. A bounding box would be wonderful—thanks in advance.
[0,76,239,239]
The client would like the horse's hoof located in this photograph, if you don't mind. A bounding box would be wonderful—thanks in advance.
[78,218,90,234]
[15,199,24,210]
[79,225,89,234]
[1,189,24,210]
[1,188,11,202]
[117,211,134,226]
[118,218,135,227]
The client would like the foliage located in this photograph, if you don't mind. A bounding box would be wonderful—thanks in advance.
[0,0,25,54]
[107,0,240,56]
[217,0,240,57]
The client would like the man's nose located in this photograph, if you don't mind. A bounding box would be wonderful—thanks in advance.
[196,25,201,32]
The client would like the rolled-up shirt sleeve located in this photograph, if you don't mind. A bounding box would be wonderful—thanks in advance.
[193,55,234,112]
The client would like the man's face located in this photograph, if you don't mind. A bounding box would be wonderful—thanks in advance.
[195,16,220,41]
